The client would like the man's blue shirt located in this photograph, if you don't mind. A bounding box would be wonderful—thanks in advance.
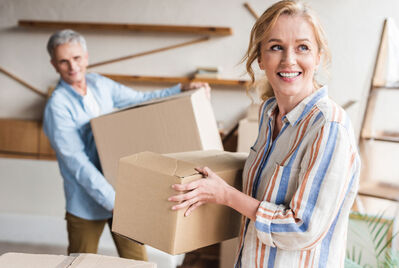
[43,73,181,220]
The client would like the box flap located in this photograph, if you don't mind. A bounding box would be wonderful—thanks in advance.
[120,151,199,178]
[166,150,248,173]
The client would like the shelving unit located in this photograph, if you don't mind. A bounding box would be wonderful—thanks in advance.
[357,18,399,202]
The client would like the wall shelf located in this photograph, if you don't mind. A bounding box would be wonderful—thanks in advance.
[18,20,233,36]
[0,119,56,161]
[362,131,399,143]
[100,73,249,87]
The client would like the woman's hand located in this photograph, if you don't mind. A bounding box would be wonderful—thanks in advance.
[168,166,231,217]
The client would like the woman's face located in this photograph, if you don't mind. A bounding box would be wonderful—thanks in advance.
[259,14,321,103]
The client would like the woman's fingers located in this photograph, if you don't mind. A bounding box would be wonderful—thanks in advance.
[169,187,199,202]
[171,195,199,210]
[171,179,202,192]
[195,166,208,177]
[185,201,205,217]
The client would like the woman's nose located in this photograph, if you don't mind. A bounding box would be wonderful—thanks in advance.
[281,49,296,65]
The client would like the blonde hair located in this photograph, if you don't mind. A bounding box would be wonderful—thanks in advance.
[243,0,331,101]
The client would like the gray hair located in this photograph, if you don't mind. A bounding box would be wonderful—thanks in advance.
[47,29,87,59]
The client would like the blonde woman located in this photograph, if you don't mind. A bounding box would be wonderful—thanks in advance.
[169,1,360,267]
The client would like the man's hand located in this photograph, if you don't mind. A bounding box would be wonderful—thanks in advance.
[181,82,211,100]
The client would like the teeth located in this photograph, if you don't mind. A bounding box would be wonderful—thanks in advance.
[279,72,300,78]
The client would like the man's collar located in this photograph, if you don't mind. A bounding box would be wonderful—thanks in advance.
[59,77,88,98]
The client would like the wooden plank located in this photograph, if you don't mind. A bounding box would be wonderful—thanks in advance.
[100,73,249,87]
[373,86,399,90]
[0,152,39,160]
[18,20,233,36]
[88,36,210,68]
[362,130,399,143]
[38,154,57,161]
[372,19,388,87]
[360,90,379,139]
[244,3,259,20]
[0,119,40,154]
[0,66,46,98]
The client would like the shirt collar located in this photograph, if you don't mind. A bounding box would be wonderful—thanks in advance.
[270,85,328,126]
[58,75,89,99]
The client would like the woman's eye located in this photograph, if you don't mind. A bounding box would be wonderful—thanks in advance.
[270,45,282,51]
[298,44,309,51]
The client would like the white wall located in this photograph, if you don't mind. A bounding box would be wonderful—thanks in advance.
[1,0,399,252]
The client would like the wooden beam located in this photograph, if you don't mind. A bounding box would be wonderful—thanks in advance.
[244,3,259,20]
[18,20,233,36]
[100,73,250,87]
[89,36,210,68]
[372,19,388,87]
[0,66,46,98]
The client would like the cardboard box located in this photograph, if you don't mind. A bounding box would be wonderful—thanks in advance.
[220,238,239,268]
[237,118,258,153]
[91,89,223,187]
[0,253,155,268]
[112,150,247,255]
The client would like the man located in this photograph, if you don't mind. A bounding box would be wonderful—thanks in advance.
[43,29,208,260]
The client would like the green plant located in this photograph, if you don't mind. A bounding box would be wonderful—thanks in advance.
[345,211,398,268]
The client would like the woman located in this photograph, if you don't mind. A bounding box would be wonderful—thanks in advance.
[169,1,360,267]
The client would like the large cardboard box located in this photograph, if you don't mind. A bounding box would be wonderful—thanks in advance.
[0,253,156,268]
[91,89,223,187]
[112,150,247,255]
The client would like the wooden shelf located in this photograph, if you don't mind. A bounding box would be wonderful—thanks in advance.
[373,86,399,90]
[100,73,249,87]
[18,20,233,36]
[0,151,56,161]
[0,119,56,160]
[361,131,399,143]
[358,181,399,202]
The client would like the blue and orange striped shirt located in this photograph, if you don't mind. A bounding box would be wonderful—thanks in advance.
[235,86,360,267]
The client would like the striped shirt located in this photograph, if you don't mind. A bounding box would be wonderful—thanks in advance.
[235,86,360,268]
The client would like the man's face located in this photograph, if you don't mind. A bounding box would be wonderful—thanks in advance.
[51,42,88,86]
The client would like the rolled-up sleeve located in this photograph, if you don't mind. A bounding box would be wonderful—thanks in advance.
[254,121,359,250]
